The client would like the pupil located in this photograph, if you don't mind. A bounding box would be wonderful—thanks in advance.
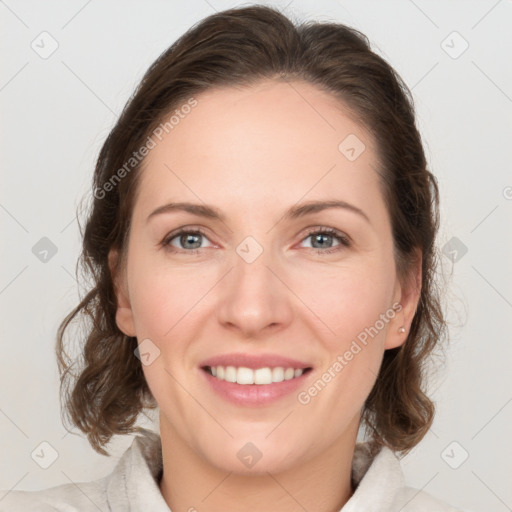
[182,233,201,249]
[313,234,331,248]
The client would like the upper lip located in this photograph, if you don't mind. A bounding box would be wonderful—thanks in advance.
[200,353,313,370]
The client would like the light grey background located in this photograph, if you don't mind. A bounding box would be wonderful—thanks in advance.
[1,1,511,511]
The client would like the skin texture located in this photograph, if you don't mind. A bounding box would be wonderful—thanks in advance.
[110,79,421,512]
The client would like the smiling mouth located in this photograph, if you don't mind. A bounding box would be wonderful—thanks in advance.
[202,365,313,385]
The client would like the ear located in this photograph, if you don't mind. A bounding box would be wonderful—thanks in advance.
[385,248,422,350]
[108,248,136,337]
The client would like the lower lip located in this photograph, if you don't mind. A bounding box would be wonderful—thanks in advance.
[201,368,312,406]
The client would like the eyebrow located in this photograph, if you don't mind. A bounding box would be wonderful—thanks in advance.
[147,199,371,225]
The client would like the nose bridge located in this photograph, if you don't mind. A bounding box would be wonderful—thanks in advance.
[216,236,292,336]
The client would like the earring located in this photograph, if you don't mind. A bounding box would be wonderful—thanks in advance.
[398,326,406,333]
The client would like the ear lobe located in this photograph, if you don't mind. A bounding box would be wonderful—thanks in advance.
[108,249,136,337]
[385,248,422,350]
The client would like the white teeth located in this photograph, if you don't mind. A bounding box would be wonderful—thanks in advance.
[237,366,254,385]
[272,367,284,383]
[207,366,306,385]
[284,368,295,380]
[255,367,272,384]
[225,366,237,383]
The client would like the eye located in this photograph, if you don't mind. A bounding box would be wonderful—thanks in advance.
[161,227,213,254]
[299,227,351,255]
[161,226,351,256]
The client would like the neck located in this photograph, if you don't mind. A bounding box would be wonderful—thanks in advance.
[158,415,359,512]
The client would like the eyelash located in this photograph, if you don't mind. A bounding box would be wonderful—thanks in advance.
[161,226,351,256]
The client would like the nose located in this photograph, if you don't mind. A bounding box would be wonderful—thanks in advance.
[216,246,294,339]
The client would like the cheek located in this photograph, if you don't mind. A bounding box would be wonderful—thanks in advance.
[295,261,395,347]
[294,267,393,424]
[127,251,206,339]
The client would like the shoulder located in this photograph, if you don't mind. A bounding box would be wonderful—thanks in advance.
[346,442,466,512]
[390,486,464,511]
[0,428,162,511]
[0,477,109,511]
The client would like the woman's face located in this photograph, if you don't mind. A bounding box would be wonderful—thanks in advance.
[112,79,418,474]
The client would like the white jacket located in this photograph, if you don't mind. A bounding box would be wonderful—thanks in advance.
[0,428,463,511]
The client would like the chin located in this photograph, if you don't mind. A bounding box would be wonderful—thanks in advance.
[196,433,307,476]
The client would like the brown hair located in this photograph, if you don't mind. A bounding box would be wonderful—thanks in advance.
[56,4,447,456]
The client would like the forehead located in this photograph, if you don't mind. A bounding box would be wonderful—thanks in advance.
[135,79,385,223]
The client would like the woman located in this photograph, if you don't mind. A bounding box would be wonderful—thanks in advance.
[1,5,462,511]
